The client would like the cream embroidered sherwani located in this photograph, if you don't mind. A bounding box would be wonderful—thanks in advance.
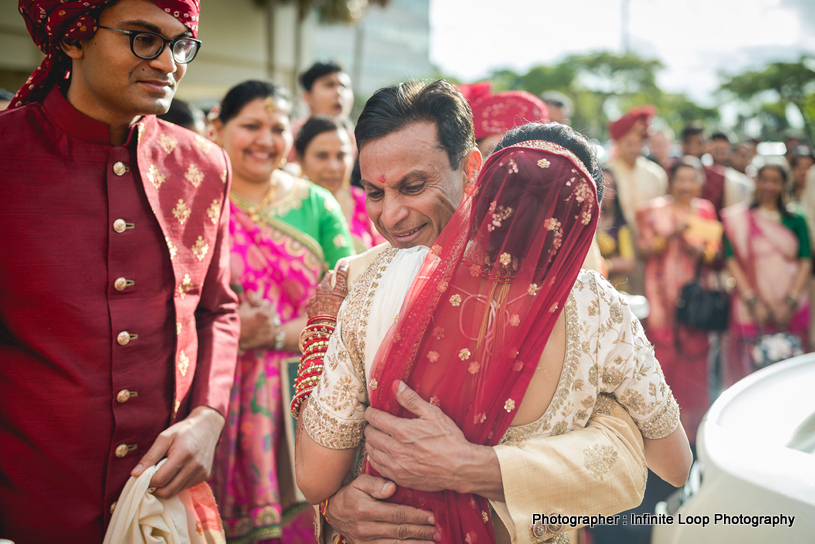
[302,244,672,543]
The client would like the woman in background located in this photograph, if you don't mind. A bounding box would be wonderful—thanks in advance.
[722,164,811,387]
[211,81,354,543]
[637,157,720,445]
[295,115,385,252]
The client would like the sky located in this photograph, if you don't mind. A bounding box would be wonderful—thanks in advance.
[429,0,815,109]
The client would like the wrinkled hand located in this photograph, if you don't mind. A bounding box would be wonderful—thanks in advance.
[364,381,476,493]
[131,406,224,499]
[238,292,279,350]
[325,474,436,544]
[307,260,349,320]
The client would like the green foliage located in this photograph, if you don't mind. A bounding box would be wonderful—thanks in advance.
[718,55,815,141]
[476,51,713,140]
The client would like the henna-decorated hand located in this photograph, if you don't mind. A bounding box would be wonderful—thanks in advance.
[307,259,349,319]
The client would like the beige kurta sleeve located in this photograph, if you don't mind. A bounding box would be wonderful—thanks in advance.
[491,397,646,543]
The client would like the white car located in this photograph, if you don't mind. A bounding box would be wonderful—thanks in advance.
[652,354,815,544]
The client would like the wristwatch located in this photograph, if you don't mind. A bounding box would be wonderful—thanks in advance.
[273,315,285,351]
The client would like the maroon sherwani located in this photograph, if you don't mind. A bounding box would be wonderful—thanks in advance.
[0,87,239,543]
[702,164,727,217]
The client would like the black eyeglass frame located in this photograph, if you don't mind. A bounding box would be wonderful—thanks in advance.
[97,25,202,64]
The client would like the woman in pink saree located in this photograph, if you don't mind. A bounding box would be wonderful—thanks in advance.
[636,157,720,444]
[722,164,812,387]
[211,81,355,543]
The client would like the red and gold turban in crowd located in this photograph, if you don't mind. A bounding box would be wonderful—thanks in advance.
[460,82,550,140]
[607,105,656,141]
[11,0,200,109]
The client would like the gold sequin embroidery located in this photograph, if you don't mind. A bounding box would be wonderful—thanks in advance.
[301,397,364,450]
[165,237,177,260]
[459,348,471,360]
[159,133,178,154]
[207,199,220,225]
[178,350,189,376]
[147,164,166,189]
[185,164,204,187]
[192,236,209,261]
[194,135,212,153]
[178,274,193,299]
[450,294,462,306]
[172,199,190,225]
[583,444,618,481]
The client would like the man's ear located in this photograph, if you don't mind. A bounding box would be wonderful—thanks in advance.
[462,147,483,188]
[60,37,84,60]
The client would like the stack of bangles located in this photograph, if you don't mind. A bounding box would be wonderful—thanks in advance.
[291,314,337,419]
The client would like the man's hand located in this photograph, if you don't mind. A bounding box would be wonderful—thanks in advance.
[364,381,502,499]
[324,474,436,544]
[131,405,224,499]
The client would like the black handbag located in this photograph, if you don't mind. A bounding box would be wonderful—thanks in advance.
[676,264,729,331]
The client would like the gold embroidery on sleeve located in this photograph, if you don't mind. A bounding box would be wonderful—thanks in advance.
[301,396,364,450]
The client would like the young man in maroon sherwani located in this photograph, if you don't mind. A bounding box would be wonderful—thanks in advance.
[0,0,239,541]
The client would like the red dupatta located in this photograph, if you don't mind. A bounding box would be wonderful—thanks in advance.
[366,141,600,544]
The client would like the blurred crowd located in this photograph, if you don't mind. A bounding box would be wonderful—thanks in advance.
[3,53,812,543]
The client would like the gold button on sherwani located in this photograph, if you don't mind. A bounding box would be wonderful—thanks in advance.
[116,331,131,346]
[112,219,127,233]
[114,277,128,291]
[116,389,131,403]
[113,162,128,176]
[114,444,129,458]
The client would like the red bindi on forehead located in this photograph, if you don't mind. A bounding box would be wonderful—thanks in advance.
[377,174,387,184]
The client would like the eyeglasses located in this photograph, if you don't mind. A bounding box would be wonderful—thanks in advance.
[98,26,202,64]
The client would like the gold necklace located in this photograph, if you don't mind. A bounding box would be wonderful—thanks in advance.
[242,177,278,223]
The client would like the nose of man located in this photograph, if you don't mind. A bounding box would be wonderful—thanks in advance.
[148,46,178,75]
[380,193,410,233]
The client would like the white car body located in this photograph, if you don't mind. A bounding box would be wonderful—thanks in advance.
[652,354,815,543]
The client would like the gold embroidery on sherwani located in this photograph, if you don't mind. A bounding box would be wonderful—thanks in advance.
[583,444,618,481]
[343,248,399,382]
[158,133,178,154]
[176,320,182,336]
[192,236,209,261]
[146,164,166,189]
[178,350,189,376]
[220,170,227,183]
[207,199,220,225]
[172,199,190,225]
[185,164,204,187]
[194,135,212,153]
[178,274,193,299]
[165,237,177,260]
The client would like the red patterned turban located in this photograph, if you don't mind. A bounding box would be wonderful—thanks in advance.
[11,0,200,109]
[608,105,656,141]
[464,85,550,141]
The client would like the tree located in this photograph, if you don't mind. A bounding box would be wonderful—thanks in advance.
[718,56,815,142]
